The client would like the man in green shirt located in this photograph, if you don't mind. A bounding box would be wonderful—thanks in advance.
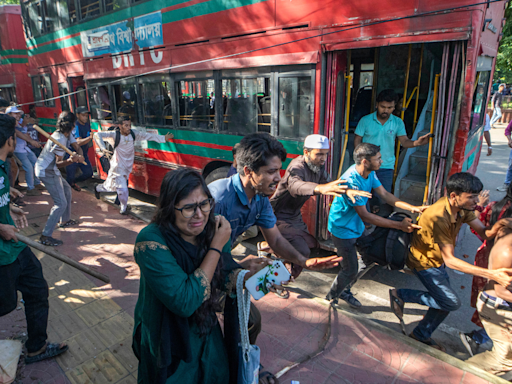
[0,115,68,364]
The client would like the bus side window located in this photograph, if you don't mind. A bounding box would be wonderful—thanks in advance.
[113,84,139,124]
[278,77,312,139]
[176,80,214,130]
[142,82,172,126]
[88,85,112,121]
[222,78,265,135]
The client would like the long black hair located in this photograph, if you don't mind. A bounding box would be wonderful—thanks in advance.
[490,183,512,225]
[56,111,76,134]
[152,169,223,334]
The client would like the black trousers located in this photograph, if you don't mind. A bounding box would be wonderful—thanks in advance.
[0,246,49,353]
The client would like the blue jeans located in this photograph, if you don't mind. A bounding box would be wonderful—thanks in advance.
[472,327,491,345]
[369,168,394,212]
[505,149,512,186]
[66,154,93,185]
[15,150,40,190]
[397,265,461,341]
[490,107,502,126]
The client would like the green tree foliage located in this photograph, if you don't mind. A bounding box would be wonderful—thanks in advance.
[495,2,512,83]
[0,0,20,4]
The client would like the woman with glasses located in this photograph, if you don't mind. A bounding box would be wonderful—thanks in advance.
[132,168,272,384]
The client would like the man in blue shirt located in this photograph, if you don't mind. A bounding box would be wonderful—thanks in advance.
[354,89,430,211]
[326,143,425,308]
[210,132,342,273]
[66,106,93,191]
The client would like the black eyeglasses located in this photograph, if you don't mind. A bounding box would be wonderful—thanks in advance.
[175,198,214,218]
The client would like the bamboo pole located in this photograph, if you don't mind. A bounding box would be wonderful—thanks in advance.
[423,74,441,204]
[412,44,424,135]
[393,44,412,191]
[337,51,352,180]
[17,234,110,283]
[32,125,87,165]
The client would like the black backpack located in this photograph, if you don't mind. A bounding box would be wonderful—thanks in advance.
[355,212,412,270]
[113,128,136,149]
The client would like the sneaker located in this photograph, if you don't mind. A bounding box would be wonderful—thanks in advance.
[25,189,41,196]
[497,184,509,192]
[35,184,45,190]
[94,186,100,200]
[459,332,478,357]
[120,206,131,215]
[339,289,362,309]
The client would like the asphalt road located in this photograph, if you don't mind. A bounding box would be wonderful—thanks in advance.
[80,122,509,359]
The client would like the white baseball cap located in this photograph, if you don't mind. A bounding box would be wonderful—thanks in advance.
[304,134,329,150]
[5,105,22,114]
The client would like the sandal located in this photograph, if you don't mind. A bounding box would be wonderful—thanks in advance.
[273,288,290,300]
[257,242,273,258]
[25,342,68,364]
[58,219,79,228]
[71,183,81,192]
[39,236,63,246]
[259,369,279,384]
[409,333,446,352]
[12,197,26,207]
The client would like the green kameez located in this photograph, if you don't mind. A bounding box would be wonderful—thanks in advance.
[133,223,239,384]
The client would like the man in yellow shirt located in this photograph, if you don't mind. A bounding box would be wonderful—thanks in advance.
[390,172,512,351]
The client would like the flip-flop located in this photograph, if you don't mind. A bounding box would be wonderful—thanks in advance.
[25,343,68,364]
[71,183,81,192]
[257,242,273,258]
[273,288,290,300]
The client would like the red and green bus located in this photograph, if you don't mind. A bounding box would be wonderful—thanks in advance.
[4,0,506,245]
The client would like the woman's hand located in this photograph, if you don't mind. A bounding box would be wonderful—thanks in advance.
[211,215,231,250]
[239,255,273,279]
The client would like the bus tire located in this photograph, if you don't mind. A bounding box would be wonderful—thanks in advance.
[205,166,231,185]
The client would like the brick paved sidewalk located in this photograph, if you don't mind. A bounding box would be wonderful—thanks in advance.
[0,189,506,384]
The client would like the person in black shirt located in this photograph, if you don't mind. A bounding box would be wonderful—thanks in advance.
[491,84,505,128]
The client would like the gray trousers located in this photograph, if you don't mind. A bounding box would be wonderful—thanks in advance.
[40,174,72,237]
[326,236,359,300]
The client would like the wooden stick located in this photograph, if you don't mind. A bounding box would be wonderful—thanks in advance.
[17,233,110,283]
[32,125,87,165]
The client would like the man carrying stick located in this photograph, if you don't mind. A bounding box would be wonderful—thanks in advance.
[35,112,84,246]
[0,114,69,364]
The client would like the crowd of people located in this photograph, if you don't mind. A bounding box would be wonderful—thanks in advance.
[1,87,512,383]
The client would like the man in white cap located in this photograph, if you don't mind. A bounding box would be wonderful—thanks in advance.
[263,134,371,277]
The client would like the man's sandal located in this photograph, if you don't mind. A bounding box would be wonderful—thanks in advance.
[25,343,68,365]
[389,289,407,335]
[71,183,81,192]
[257,242,273,258]
[39,236,63,246]
[58,219,79,228]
